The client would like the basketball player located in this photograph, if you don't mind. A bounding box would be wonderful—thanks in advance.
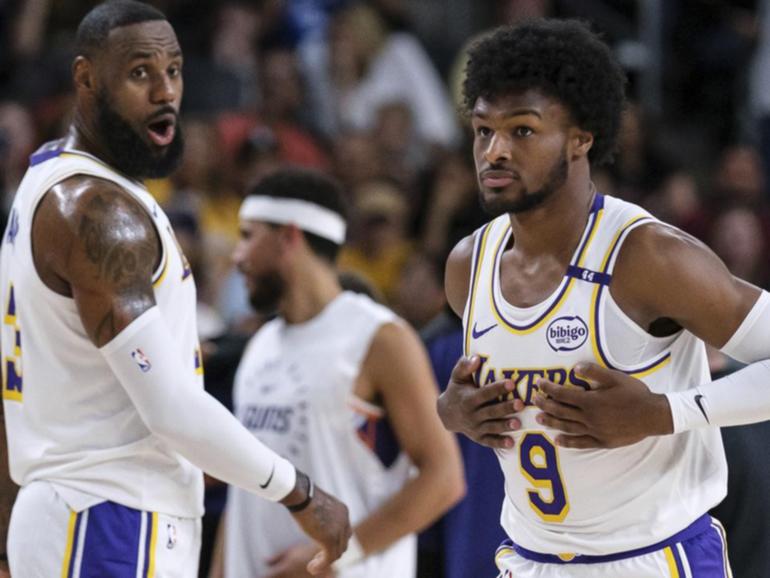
[0,2,350,576]
[437,19,761,577]
[217,169,465,577]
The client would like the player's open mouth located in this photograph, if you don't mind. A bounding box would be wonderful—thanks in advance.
[147,117,176,147]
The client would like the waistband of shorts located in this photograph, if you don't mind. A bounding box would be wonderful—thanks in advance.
[498,513,712,565]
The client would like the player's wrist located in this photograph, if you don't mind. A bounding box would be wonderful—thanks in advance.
[281,470,314,512]
[653,392,675,435]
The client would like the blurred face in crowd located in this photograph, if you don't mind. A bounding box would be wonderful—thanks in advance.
[711,207,765,281]
[79,20,185,178]
[262,49,303,120]
[714,145,765,204]
[471,90,577,216]
[233,219,287,315]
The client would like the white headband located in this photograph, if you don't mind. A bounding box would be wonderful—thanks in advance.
[239,196,346,244]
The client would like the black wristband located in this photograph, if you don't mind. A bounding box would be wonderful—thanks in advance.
[286,475,315,513]
[0,552,7,562]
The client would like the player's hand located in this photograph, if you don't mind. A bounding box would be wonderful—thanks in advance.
[437,355,525,449]
[533,362,674,449]
[290,485,350,575]
[0,559,10,578]
[265,543,331,578]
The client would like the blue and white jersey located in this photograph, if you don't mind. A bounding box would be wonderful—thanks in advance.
[464,194,726,557]
[225,291,416,578]
[0,141,204,517]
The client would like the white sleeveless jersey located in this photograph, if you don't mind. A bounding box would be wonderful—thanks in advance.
[225,292,416,578]
[465,194,726,557]
[0,141,204,517]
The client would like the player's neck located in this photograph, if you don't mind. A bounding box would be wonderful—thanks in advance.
[281,260,342,325]
[67,116,121,171]
[507,172,595,262]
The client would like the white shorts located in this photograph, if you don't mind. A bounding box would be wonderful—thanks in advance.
[495,515,732,578]
[8,481,201,578]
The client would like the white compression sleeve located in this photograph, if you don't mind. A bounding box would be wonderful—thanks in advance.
[666,290,770,432]
[100,307,296,501]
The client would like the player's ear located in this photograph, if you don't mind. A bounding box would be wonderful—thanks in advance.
[281,223,304,251]
[569,128,593,161]
[72,56,96,93]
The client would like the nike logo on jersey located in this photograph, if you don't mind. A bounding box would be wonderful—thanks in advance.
[472,322,497,339]
[259,464,275,489]
[694,394,710,423]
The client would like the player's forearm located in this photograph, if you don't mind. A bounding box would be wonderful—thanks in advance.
[667,359,770,431]
[0,410,19,553]
[100,307,297,501]
[667,290,770,432]
[353,457,465,556]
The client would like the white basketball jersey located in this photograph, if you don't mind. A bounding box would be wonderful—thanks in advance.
[0,141,204,517]
[465,194,726,557]
[225,292,416,578]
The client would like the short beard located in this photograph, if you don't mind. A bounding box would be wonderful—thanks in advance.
[248,271,286,316]
[479,150,569,217]
[95,91,184,179]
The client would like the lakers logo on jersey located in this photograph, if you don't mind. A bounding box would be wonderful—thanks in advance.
[474,355,590,406]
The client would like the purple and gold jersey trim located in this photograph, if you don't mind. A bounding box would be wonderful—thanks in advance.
[489,194,605,336]
[60,510,82,578]
[60,503,159,578]
[464,222,493,356]
[589,215,671,377]
[498,513,711,565]
[30,147,64,167]
[151,252,169,288]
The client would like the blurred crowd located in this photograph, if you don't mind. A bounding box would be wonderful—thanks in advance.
[3,0,770,576]
[2,0,770,331]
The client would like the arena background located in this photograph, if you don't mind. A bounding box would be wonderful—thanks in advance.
[1,1,769,576]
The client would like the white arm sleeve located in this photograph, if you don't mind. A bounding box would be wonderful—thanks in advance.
[666,290,770,432]
[100,307,296,501]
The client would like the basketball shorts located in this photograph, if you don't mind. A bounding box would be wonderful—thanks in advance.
[495,514,732,578]
[8,481,201,578]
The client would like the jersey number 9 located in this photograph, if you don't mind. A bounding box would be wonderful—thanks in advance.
[519,432,569,522]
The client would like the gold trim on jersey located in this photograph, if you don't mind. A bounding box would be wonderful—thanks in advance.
[589,215,671,378]
[60,510,78,578]
[151,250,169,288]
[146,512,158,578]
[664,546,680,577]
[490,207,604,337]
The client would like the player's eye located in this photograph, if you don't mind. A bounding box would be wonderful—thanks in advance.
[131,66,148,79]
[476,126,492,138]
[514,126,534,137]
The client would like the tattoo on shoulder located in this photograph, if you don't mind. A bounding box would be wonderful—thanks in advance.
[77,192,158,288]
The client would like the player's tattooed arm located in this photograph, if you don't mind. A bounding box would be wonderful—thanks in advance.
[33,177,161,347]
[0,400,18,568]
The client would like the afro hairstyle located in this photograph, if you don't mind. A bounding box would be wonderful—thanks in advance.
[463,18,626,166]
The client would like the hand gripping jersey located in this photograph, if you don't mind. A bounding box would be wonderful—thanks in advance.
[225,292,416,578]
[464,194,727,557]
[0,141,204,517]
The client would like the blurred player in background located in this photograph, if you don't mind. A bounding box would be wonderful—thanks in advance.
[215,169,464,577]
[0,2,350,576]
[437,19,768,577]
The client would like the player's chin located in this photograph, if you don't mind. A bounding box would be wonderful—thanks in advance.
[479,188,522,213]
